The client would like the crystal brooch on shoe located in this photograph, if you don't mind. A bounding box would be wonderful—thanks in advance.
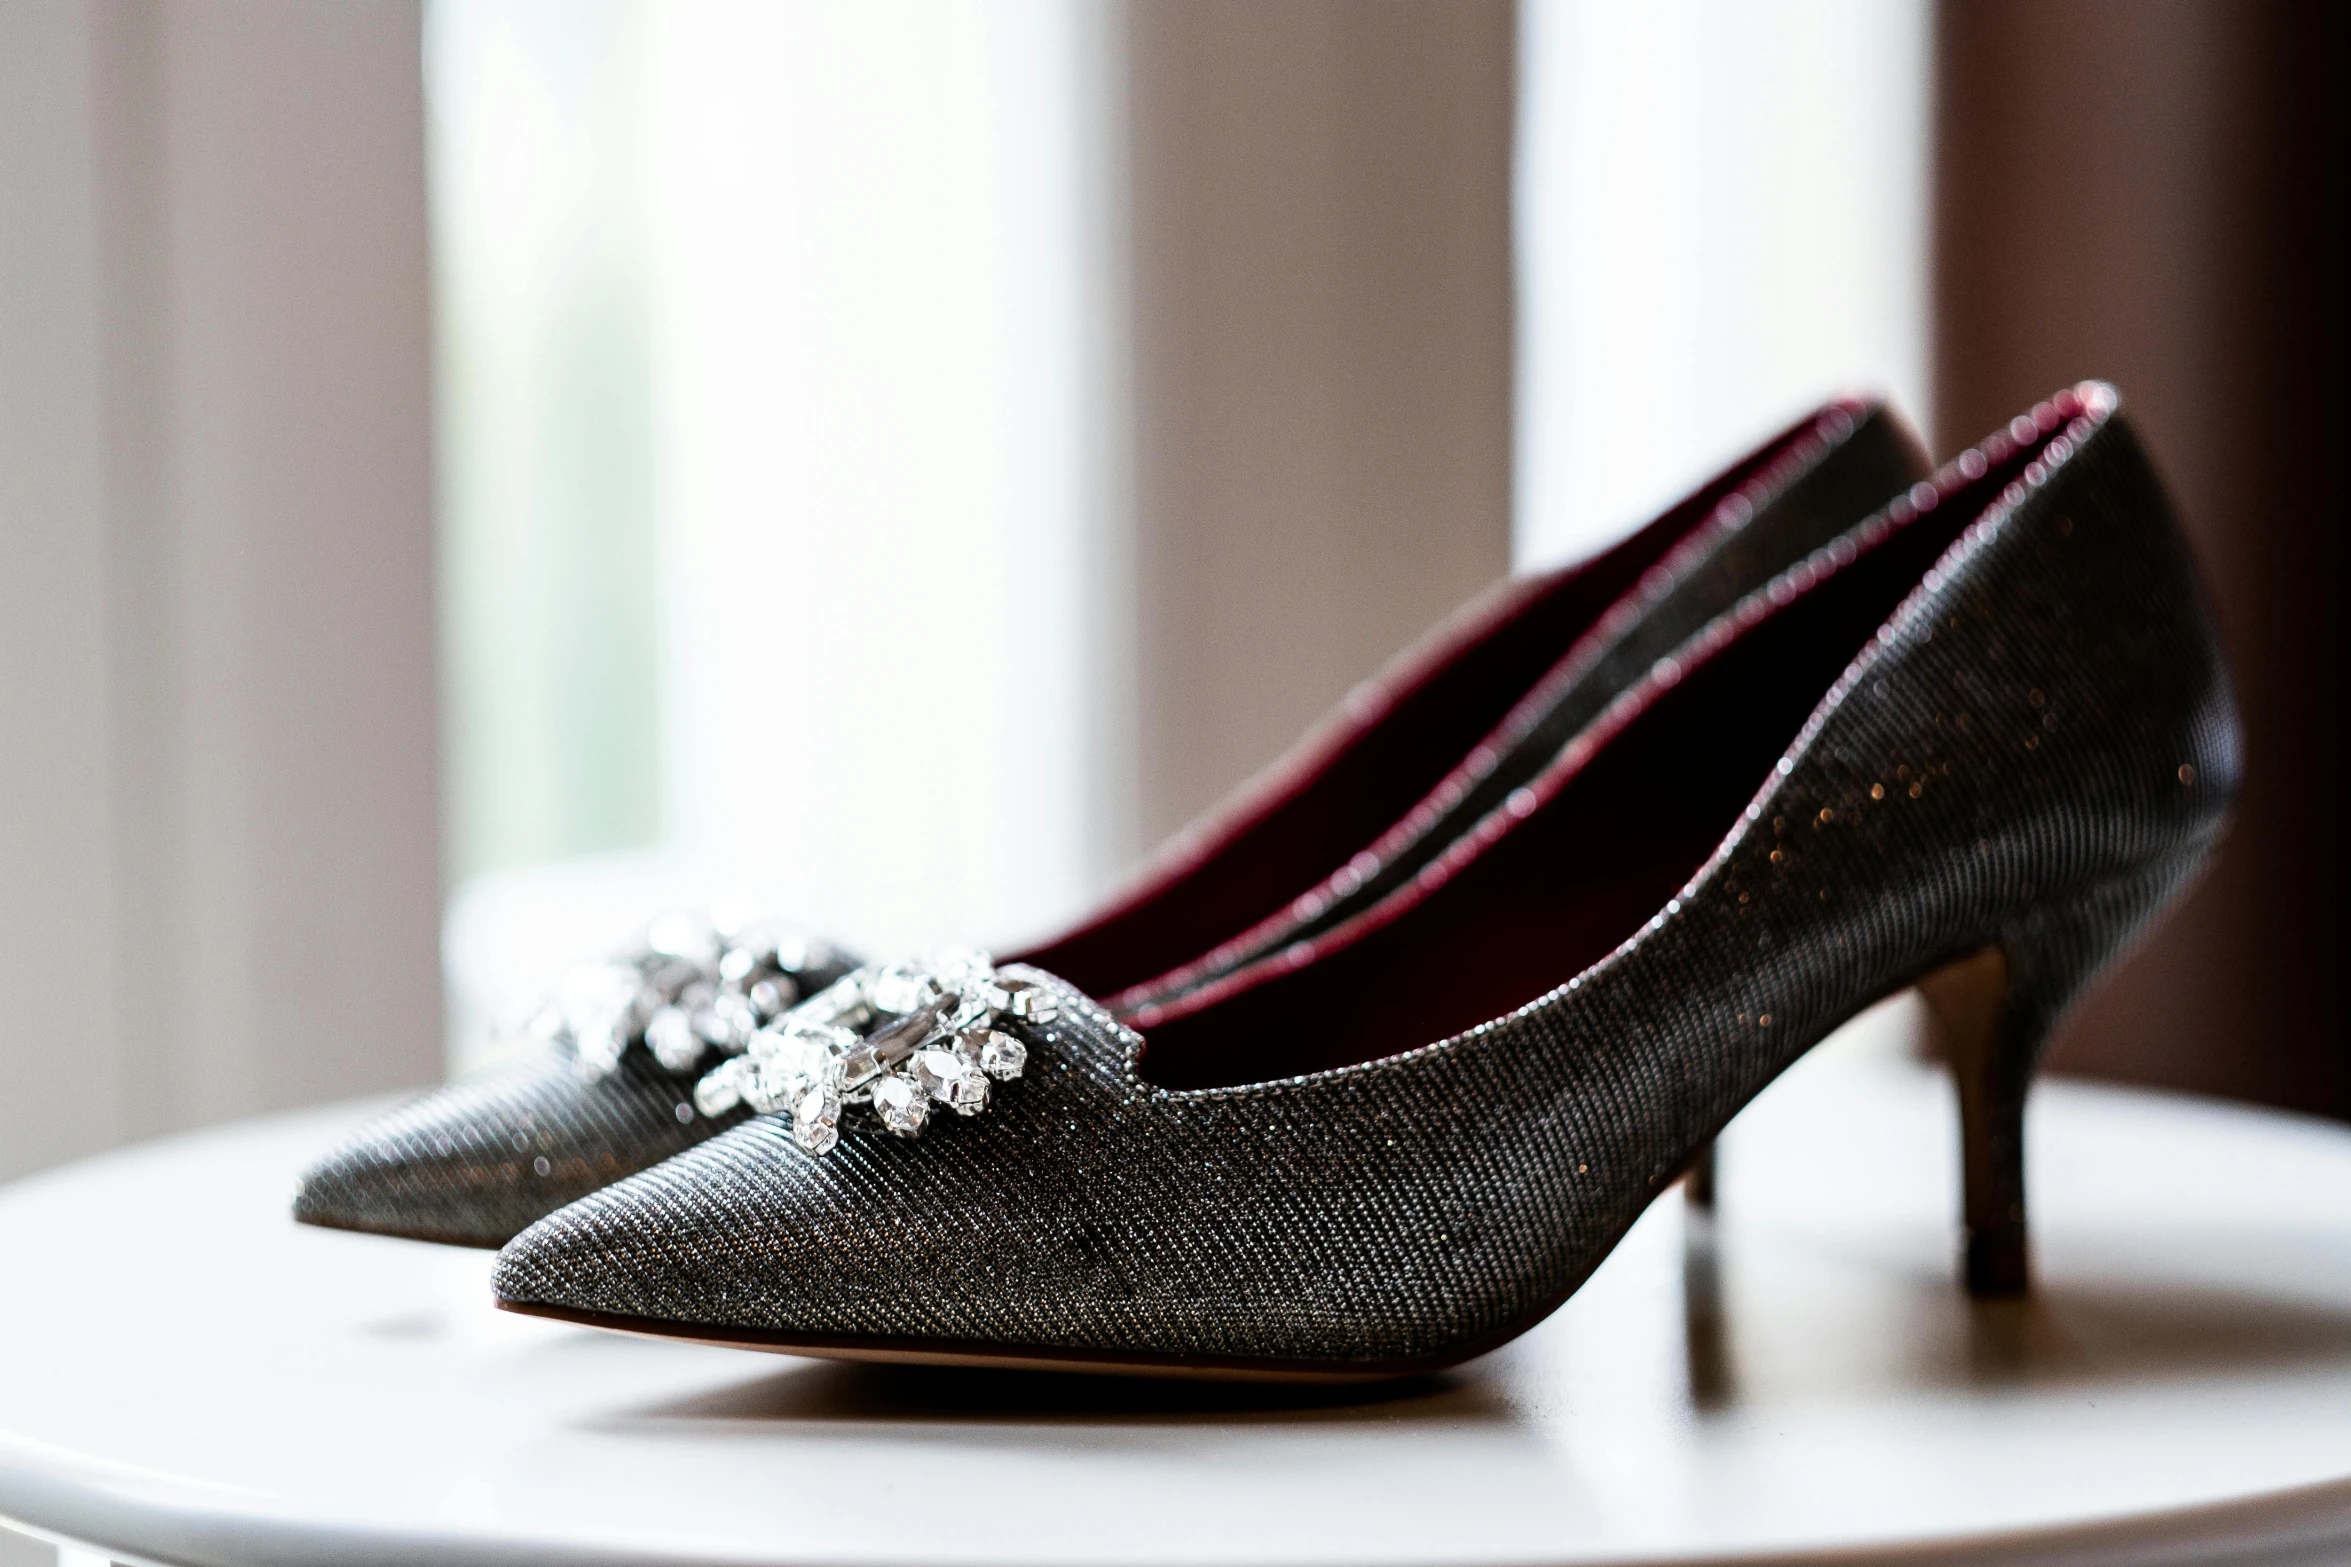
[522,912,848,1090]
[689,949,1054,1157]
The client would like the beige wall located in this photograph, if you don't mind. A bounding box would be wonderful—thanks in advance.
[1124,0,1518,846]
[0,0,442,1181]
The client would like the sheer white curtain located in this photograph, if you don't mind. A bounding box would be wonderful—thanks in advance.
[434,0,1119,1069]
[1514,0,1934,569]
[1510,0,1940,1296]
[645,0,1111,959]
[435,0,1934,1069]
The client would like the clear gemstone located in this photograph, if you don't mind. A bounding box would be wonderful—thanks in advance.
[706,991,758,1045]
[644,1006,704,1072]
[792,1086,841,1155]
[694,1059,745,1117]
[870,1073,930,1136]
[978,1031,1027,1080]
[718,945,757,984]
[810,1020,861,1057]
[733,1034,803,1107]
[1000,983,1059,1023]
[862,1008,937,1071]
[559,967,653,1080]
[740,1057,795,1114]
[927,948,994,992]
[766,1025,848,1091]
[569,999,630,1074]
[798,971,870,1028]
[913,1047,989,1115]
[868,964,943,1015]
[748,976,796,1019]
[740,1023,783,1064]
[911,1047,958,1098]
[838,1040,884,1090]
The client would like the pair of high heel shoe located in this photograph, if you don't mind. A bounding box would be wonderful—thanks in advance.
[298,383,2236,1380]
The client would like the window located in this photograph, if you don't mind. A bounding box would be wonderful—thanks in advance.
[430,0,1116,1068]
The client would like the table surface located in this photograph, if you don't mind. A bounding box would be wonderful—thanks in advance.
[2,1003,2349,1567]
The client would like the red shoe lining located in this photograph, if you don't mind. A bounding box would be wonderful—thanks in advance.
[1133,388,2100,1090]
[1012,404,1865,997]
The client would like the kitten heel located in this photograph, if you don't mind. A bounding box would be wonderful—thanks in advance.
[1683,1139,1719,1210]
[1919,944,2029,1296]
[1922,859,2205,1297]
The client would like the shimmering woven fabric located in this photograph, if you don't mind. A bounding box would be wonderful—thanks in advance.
[493,402,2237,1370]
[295,1049,736,1248]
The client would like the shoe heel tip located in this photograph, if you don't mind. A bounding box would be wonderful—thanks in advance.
[1963,1231,2031,1298]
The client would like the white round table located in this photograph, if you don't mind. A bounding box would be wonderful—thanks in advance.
[2,1006,2348,1567]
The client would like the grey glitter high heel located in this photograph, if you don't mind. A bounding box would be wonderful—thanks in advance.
[295,399,1923,1248]
[491,385,2237,1377]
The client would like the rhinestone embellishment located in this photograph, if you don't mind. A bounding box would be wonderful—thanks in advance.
[524,913,847,1097]
[690,949,1054,1156]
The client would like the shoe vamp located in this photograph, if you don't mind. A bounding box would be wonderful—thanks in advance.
[489,977,1683,1366]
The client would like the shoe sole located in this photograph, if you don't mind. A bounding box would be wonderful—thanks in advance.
[497,1295,1473,1383]
[296,1210,508,1251]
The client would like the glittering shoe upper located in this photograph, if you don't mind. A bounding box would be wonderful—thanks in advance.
[492,390,2237,1373]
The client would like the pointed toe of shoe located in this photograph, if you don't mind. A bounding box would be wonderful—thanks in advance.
[491,1114,842,1328]
[294,1048,725,1248]
[490,1179,681,1323]
[293,1131,494,1247]
[490,1105,1075,1350]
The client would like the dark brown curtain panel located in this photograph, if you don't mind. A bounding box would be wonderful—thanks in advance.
[1935,0,2350,1119]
